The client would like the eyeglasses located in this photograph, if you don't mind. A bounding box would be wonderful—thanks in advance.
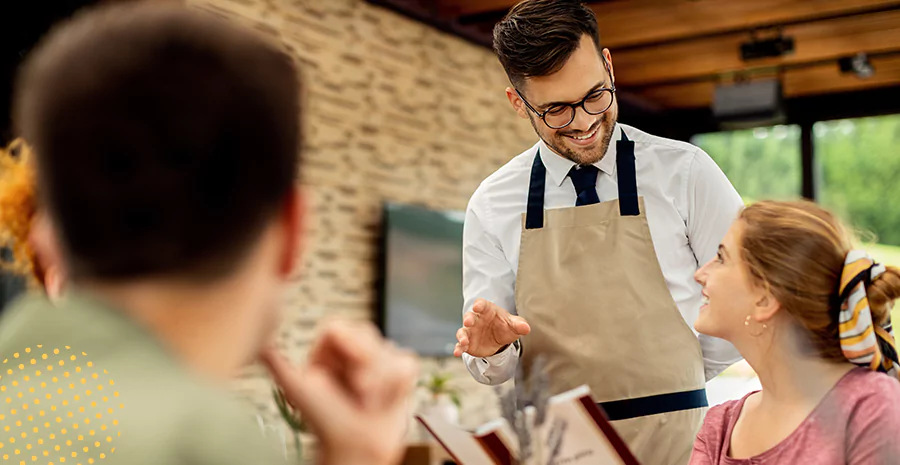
[516,85,617,130]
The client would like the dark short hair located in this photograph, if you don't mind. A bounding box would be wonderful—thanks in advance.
[14,3,301,281]
[493,0,601,89]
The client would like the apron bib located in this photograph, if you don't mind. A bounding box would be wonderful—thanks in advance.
[515,131,707,465]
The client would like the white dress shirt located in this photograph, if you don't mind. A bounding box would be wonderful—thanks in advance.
[462,123,744,385]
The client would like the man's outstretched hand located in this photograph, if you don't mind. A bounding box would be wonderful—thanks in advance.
[454,298,530,358]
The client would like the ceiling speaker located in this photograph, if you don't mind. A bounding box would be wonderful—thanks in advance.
[713,79,785,128]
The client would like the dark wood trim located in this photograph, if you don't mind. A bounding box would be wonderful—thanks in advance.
[801,121,816,200]
[365,0,493,49]
[367,0,900,56]
[625,49,900,91]
[612,3,900,52]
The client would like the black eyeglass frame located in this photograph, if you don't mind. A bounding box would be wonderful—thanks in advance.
[515,59,617,130]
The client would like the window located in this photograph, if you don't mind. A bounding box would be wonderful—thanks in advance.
[815,115,900,327]
[692,125,802,202]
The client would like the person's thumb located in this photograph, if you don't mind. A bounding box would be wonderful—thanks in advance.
[507,314,531,336]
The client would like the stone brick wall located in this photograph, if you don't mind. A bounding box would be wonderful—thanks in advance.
[186,0,536,458]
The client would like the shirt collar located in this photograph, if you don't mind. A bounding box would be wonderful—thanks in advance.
[539,123,621,187]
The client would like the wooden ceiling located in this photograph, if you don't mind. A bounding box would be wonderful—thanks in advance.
[367,0,900,112]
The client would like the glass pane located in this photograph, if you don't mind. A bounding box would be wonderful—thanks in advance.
[692,125,802,202]
[815,114,900,327]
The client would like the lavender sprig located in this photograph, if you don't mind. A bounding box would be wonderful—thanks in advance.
[495,355,554,464]
[531,356,550,426]
[544,418,567,465]
[495,384,518,429]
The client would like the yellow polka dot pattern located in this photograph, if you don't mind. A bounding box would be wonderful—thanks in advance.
[0,346,121,464]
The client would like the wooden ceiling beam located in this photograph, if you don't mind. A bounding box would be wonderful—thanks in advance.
[612,9,900,87]
[594,0,900,49]
[436,0,517,17]
[635,54,900,109]
[434,0,900,48]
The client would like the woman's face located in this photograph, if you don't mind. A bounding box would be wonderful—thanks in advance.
[693,220,764,341]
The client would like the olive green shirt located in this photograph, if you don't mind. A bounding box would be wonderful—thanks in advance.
[0,292,288,465]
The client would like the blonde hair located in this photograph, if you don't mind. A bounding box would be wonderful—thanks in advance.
[739,200,899,362]
[0,138,42,283]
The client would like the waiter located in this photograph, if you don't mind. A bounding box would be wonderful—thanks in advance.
[453,1,743,464]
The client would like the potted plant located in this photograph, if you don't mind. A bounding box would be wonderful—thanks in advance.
[419,370,462,426]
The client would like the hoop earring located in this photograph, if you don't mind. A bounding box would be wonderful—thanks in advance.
[745,314,768,337]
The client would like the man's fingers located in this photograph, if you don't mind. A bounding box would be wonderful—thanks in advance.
[260,347,302,395]
[345,339,418,411]
[305,321,390,404]
[456,327,469,345]
[262,325,419,456]
[453,343,466,357]
[463,311,477,328]
[310,321,378,369]
[378,348,419,408]
[261,347,347,423]
[288,366,355,429]
[507,315,531,336]
[471,298,489,315]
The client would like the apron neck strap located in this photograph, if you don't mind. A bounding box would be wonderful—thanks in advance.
[616,130,639,216]
[525,130,639,230]
[525,149,547,230]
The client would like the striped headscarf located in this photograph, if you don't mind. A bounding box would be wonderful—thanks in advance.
[837,250,898,379]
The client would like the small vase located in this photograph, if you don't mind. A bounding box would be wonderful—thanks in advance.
[425,393,460,425]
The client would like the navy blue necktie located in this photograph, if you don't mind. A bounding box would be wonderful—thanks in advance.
[568,164,601,206]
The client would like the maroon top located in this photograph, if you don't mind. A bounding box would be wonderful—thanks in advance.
[690,368,900,465]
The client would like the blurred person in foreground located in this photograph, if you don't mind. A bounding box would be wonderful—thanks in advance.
[0,3,417,465]
[691,200,900,464]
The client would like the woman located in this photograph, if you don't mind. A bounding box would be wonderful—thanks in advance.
[0,138,65,298]
[691,200,900,464]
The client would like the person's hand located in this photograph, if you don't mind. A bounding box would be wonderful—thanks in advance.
[261,321,418,465]
[454,298,531,358]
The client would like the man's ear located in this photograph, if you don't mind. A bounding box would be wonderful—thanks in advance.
[506,87,529,120]
[44,265,66,302]
[29,212,64,281]
[278,185,305,278]
[602,48,615,85]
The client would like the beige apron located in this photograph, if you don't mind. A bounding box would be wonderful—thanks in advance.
[515,132,707,465]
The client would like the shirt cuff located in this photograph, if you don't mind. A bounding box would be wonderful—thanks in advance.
[479,339,519,365]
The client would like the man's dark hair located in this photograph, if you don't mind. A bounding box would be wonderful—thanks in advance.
[493,0,601,89]
[14,3,300,281]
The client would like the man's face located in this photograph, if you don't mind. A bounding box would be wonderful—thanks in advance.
[508,35,619,165]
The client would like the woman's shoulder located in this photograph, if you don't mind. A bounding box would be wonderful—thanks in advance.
[705,398,742,423]
[833,368,900,430]
[692,395,754,465]
[699,394,753,439]
[836,368,900,401]
[835,369,900,461]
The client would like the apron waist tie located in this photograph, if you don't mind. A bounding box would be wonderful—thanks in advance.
[598,388,708,421]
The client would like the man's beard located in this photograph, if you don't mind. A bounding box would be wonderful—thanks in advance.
[530,110,617,166]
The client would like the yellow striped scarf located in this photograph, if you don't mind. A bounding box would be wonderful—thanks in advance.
[838,250,898,379]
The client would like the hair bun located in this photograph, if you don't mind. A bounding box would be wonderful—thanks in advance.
[869,266,900,324]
